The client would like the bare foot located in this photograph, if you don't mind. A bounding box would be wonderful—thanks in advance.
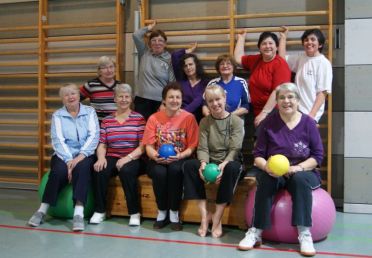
[198,213,211,237]
[211,213,223,238]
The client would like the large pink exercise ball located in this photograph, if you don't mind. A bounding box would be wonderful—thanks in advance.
[245,187,336,243]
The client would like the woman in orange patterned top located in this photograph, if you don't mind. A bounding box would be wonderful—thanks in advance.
[142,82,199,231]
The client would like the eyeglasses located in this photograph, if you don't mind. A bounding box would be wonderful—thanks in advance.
[99,65,115,71]
[278,94,297,101]
[219,61,233,67]
[150,38,165,44]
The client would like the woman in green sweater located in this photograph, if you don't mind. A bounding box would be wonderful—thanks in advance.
[183,84,244,238]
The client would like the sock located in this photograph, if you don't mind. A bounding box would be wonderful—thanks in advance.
[74,205,84,217]
[156,210,167,221]
[297,226,311,236]
[38,203,49,214]
[169,210,179,223]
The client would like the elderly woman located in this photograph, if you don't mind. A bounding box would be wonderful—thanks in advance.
[90,84,146,226]
[142,82,199,231]
[238,83,323,257]
[133,21,175,120]
[28,83,99,231]
[171,44,208,123]
[234,31,291,127]
[279,27,333,122]
[184,84,244,238]
[80,56,120,122]
[203,54,249,119]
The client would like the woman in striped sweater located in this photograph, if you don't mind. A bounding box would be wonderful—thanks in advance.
[90,84,146,226]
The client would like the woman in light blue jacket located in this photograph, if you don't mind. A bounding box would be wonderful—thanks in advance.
[28,83,99,232]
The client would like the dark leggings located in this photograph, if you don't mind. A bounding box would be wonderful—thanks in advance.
[42,155,94,206]
[147,159,185,211]
[251,166,321,229]
[134,96,162,121]
[92,156,143,215]
[183,159,243,204]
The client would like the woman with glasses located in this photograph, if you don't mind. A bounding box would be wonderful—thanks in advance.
[234,31,291,127]
[203,54,250,119]
[238,83,323,257]
[133,20,175,120]
[80,56,120,122]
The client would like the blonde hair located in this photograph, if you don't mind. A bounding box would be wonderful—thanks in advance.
[204,84,226,101]
[59,83,79,98]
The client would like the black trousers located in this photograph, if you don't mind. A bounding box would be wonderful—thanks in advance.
[134,96,162,121]
[251,166,321,229]
[42,155,94,206]
[92,156,144,215]
[183,159,243,204]
[147,159,185,211]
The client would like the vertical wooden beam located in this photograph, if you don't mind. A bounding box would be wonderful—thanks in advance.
[140,0,148,27]
[38,0,48,181]
[326,0,334,194]
[115,0,125,81]
[229,0,236,55]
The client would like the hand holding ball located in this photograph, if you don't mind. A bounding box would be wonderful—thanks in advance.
[202,163,221,183]
[267,154,290,176]
[158,144,176,159]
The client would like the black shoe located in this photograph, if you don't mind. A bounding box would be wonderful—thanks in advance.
[153,218,169,229]
[170,221,183,231]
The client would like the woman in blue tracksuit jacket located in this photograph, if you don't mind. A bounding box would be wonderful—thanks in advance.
[28,83,99,231]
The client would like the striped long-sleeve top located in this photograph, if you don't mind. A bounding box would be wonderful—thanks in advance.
[99,111,146,158]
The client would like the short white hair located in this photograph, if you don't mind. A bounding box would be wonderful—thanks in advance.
[59,83,79,98]
[114,83,133,98]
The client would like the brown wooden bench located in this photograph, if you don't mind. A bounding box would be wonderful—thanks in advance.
[106,174,256,229]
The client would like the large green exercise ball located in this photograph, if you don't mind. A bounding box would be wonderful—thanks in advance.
[202,163,221,183]
[38,171,95,219]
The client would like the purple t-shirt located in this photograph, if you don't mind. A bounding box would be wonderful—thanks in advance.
[254,112,323,166]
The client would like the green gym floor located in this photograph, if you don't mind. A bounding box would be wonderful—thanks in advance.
[1,188,371,258]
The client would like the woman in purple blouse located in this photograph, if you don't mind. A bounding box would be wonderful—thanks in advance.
[238,83,323,257]
[171,43,208,123]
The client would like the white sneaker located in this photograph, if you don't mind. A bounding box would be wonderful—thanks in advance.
[299,232,316,257]
[89,212,106,224]
[238,227,262,251]
[129,213,141,226]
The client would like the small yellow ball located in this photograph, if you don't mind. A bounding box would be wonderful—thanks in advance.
[267,154,290,176]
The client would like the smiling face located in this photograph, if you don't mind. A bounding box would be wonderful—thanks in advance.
[205,87,226,117]
[150,35,166,55]
[277,90,300,116]
[303,34,322,57]
[164,89,182,114]
[183,57,196,78]
[259,36,278,62]
[218,59,234,77]
[61,86,80,111]
[115,90,132,112]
